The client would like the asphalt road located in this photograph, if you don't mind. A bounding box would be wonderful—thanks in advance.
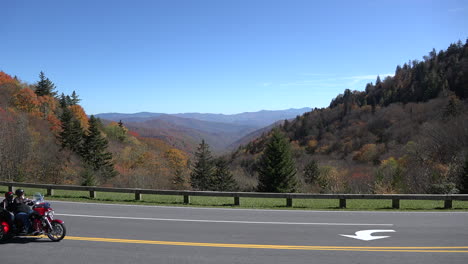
[1,201,467,264]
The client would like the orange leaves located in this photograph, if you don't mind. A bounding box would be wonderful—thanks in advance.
[0,71,16,85]
[13,89,57,116]
[165,148,188,168]
[13,87,40,113]
[12,88,63,132]
[69,104,88,130]
[38,95,58,116]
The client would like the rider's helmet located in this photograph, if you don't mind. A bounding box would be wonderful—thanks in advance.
[4,191,14,200]
[15,189,24,197]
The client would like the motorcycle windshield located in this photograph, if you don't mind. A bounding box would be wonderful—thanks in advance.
[33,193,44,203]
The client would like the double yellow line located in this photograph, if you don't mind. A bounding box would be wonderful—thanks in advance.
[61,236,468,253]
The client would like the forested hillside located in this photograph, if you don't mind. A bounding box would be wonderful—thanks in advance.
[0,72,191,189]
[229,40,468,194]
[1,40,467,195]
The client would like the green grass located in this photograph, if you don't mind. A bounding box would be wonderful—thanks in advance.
[1,186,467,211]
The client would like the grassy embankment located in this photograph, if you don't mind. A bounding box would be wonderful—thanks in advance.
[1,186,467,211]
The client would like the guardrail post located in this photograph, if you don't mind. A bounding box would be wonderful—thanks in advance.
[234,196,240,206]
[184,195,190,204]
[444,200,452,209]
[392,199,400,209]
[8,185,13,192]
[90,189,96,199]
[339,199,346,208]
[135,191,142,201]
[47,188,54,196]
[286,198,293,207]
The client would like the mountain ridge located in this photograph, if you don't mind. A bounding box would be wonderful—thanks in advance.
[96,107,311,128]
[96,108,312,153]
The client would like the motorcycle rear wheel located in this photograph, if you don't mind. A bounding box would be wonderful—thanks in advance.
[47,222,66,242]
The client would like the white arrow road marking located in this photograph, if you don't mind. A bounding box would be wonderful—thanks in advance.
[340,230,396,241]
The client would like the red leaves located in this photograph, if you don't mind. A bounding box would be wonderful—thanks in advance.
[128,130,140,137]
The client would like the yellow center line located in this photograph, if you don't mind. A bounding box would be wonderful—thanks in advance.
[58,236,468,253]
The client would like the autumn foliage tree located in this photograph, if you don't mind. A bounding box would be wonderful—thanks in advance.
[13,88,40,114]
[165,148,189,189]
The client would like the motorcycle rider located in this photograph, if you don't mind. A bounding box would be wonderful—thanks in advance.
[0,192,16,231]
[13,189,34,234]
[1,191,15,211]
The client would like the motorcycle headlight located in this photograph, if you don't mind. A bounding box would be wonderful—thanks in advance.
[47,210,55,219]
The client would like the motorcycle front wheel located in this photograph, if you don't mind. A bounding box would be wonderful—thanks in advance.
[47,222,66,242]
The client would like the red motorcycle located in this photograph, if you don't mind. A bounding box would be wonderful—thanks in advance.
[0,193,66,242]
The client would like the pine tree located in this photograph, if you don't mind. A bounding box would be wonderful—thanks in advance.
[257,129,297,193]
[376,75,382,85]
[70,91,80,105]
[35,71,57,97]
[59,93,68,108]
[304,160,320,184]
[81,115,116,179]
[190,140,215,191]
[81,167,97,186]
[59,107,84,153]
[213,158,238,191]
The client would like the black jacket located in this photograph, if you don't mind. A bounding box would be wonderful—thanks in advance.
[1,198,15,212]
[13,197,32,214]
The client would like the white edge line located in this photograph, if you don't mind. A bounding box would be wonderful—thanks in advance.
[49,200,468,214]
[55,213,394,226]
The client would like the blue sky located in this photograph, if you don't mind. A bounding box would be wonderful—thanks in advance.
[1,0,467,115]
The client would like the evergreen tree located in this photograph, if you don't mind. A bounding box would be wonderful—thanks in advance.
[376,75,382,85]
[59,93,68,108]
[81,115,116,179]
[59,107,84,153]
[213,158,238,191]
[81,167,97,186]
[35,71,57,97]
[304,160,320,184]
[190,140,215,190]
[256,129,297,193]
[70,91,80,105]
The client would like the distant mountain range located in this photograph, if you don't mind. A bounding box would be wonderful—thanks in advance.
[96,108,312,153]
[96,108,311,128]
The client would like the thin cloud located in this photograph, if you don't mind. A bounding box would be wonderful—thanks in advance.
[280,79,340,87]
[448,7,464,13]
[260,82,273,87]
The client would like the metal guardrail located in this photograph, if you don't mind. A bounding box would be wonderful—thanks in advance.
[1,181,467,209]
